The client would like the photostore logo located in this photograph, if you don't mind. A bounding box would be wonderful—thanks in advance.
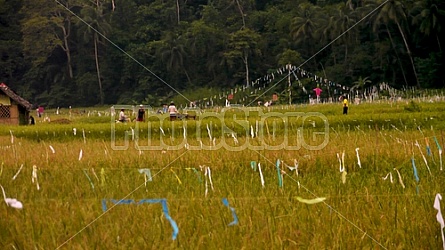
[111,106,329,151]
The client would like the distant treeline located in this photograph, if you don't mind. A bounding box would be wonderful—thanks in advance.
[0,0,444,108]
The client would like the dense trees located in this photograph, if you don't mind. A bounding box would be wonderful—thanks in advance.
[0,0,444,107]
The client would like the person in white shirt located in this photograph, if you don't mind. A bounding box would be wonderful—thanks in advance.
[119,109,128,122]
[168,102,178,121]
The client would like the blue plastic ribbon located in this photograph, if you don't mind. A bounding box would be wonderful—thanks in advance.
[411,157,420,194]
[192,168,202,183]
[83,169,95,190]
[250,161,257,171]
[411,157,420,183]
[276,159,283,188]
[434,136,442,151]
[222,198,238,226]
[102,198,179,240]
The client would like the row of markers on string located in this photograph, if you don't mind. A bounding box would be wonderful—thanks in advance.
[3,136,443,197]
[4,132,443,195]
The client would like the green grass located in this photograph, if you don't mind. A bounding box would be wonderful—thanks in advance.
[1,100,445,249]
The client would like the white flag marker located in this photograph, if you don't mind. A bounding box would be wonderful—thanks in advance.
[258,163,265,188]
[433,193,445,250]
[0,185,23,209]
[355,148,362,168]
[32,165,40,190]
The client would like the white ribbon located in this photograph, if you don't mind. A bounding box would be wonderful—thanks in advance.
[355,148,362,168]
[206,124,212,141]
[382,172,394,183]
[434,193,445,250]
[49,145,55,154]
[415,141,432,176]
[32,165,40,190]
[393,168,405,189]
[12,164,24,181]
[1,184,23,209]
[258,163,265,188]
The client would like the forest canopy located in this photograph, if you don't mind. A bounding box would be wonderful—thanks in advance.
[1,0,444,108]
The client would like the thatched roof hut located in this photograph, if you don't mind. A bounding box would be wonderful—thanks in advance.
[0,83,33,125]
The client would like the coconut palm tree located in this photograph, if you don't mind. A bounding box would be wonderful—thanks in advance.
[77,2,111,105]
[351,76,371,98]
[412,0,445,52]
[373,0,420,88]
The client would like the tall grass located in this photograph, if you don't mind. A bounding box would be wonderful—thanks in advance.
[0,101,444,249]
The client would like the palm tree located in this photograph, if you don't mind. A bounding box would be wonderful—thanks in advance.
[290,3,323,59]
[324,4,356,62]
[412,0,445,52]
[77,2,111,105]
[373,0,420,88]
[157,32,192,86]
[351,76,371,98]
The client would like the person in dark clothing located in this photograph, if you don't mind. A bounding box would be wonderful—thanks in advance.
[137,105,145,122]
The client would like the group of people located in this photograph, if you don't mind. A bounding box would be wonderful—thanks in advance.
[117,102,179,123]
[118,104,146,122]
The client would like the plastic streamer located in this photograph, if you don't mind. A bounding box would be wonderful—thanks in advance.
[32,165,40,190]
[222,198,239,226]
[12,164,24,181]
[337,152,345,172]
[433,137,443,171]
[433,194,445,250]
[382,172,394,183]
[355,148,362,168]
[250,161,257,171]
[411,157,420,194]
[186,168,202,183]
[258,163,265,188]
[171,169,182,184]
[49,145,55,154]
[425,138,431,156]
[159,127,165,136]
[1,184,23,209]
[415,141,432,176]
[83,169,95,190]
[206,124,212,141]
[231,133,239,145]
[394,168,405,189]
[204,166,214,197]
[102,198,179,240]
[138,169,153,182]
[274,159,282,188]
[296,196,326,204]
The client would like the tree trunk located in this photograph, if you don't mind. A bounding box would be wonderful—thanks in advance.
[396,21,420,88]
[94,33,104,105]
[61,23,73,78]
[176,0,180,24]
[242,54,249,87]
[386,27,408,86]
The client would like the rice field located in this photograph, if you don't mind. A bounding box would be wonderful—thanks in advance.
[1,100,445,249]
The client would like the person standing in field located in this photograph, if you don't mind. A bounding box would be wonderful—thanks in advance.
[342,95,349,114]
[313,84,322,103]
[137,104,145,122]
[168,102,178,121]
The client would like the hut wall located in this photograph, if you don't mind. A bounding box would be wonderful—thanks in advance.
[0,104,19,125]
